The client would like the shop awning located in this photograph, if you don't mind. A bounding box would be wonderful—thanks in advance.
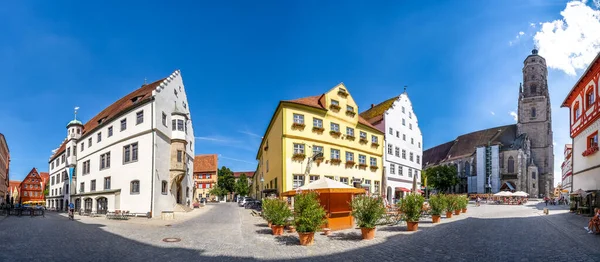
[395,187,411,192]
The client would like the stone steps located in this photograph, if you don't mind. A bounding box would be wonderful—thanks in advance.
[173,204,193,212]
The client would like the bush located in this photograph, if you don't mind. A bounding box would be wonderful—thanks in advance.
[262,198,275,222]
[351,195,386,229]
[444,195,457,212]
[294,192,327,233]
[459,195,468,209]
[270,199,293,226]
[428,194,447,216]
[399,194,425,222]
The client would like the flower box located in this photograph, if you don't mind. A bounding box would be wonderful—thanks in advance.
[292,123,306,128]
[346,135,356,140]
[330,104,341,110]
[345,161,355,166]
[346,110,356,116]
[330,131,341,136]
[292,153,306,159]
[371,142,380,147]
[358,163,368,169]
[330,159,342,164]
[337,90,348,97]
[582,145,599,157]
[312,127,325,132]
[315,156,325,162]
[370,166,378,170]
[359,138,368,144]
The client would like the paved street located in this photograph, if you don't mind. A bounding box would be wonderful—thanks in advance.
[2,201,600,261]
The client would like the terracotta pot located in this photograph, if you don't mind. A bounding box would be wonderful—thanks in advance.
[446,211,453,218]
[360,227,376,240]
[454,210,461,215]
[288,226,296,233]
[272,225,284,235]
[298,232,315,246]
[406,221,419,231]
[462,208,467,213]
[432,215,441,223]
[268,222,272,228]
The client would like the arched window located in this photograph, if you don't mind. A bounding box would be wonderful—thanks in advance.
[531,107,536,118]
[574,102,581,120]
[130,180,140,194]
[84,198,92,213]
[464,161,471,177]
[587,88,595,108]
[531,84,537,94]
[508,156,515,173]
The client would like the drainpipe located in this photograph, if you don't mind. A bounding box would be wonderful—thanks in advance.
[150,99,155,218]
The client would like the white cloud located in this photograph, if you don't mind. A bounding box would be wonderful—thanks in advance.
[530,23,536,28]
[490,111,495,115]
[534,1,600,75]
[509,111,518,122]
[595,0,600,8]
[519,31,525,36]
[238,130,262,138]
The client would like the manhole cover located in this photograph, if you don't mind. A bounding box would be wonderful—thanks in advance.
[162,238,181,243]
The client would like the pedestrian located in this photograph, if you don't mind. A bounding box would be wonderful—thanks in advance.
[544,197,548,206]
[585,208,600,234]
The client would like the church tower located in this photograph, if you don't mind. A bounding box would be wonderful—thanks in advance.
[517,48,554,197]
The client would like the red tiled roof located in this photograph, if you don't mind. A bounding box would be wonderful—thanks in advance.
[49,76,168,162]
[39,172,49,184]
[8,180,21,191]
[194,154,218,173]
[233,171,255,178]
[285,95,382,132]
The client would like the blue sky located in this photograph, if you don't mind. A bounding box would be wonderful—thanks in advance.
[1,1,599,184]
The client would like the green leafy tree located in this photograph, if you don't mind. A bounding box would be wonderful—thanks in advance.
[217,166,236,193]
[424,165,459,193]
[209,186,227,197]
[235,173,250,197]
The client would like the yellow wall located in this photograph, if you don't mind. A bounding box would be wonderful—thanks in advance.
[258,84,384,195]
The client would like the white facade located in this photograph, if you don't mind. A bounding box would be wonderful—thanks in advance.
[47,70,195,217]
[561,145,573,192]
[382,93,423,203]
[572,119,600,191]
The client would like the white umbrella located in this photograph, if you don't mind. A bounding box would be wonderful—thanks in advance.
[512,191,528,197]
[494,191,513,197]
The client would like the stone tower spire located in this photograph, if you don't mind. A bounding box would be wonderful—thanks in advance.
[517,48,554,197]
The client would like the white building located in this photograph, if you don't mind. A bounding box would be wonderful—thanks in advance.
[46,70,195,218]
[561,144,573,192]
[562,52,600,192]
[360,91,423,203]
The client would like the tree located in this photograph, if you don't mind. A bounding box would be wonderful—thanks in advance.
[424,165,459,192]
[217,166,236,193]
[209,186,227,197]
[235,173,250,197]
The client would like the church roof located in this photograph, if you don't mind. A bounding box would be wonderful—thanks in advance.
[49,75,171,162]
[423,124,517,167]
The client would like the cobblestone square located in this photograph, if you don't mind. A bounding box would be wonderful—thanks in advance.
[2,201,600,261]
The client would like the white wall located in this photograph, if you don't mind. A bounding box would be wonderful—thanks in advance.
[573,119,600,191]
[383,93,423,200]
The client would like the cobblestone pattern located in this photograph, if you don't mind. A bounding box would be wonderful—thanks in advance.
[1,201,600,261]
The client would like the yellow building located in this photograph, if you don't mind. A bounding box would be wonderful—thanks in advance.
[256,83,384,197]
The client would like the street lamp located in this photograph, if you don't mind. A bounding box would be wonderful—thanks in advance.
[260,176,264,200]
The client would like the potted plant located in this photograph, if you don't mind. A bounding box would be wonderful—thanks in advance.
[270,199,293,236]
[453,196,461,215]
[461,196,468,213]
[428,194,446,223]
[351,195,386,240]
[399,193,425,231]
[444,195,454,218]
[294,192,327,246]
[261,198,273,227]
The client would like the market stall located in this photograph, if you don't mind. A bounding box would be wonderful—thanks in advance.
[281,177,365,231]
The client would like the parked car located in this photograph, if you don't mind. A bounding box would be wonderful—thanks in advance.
[238,197,253,207]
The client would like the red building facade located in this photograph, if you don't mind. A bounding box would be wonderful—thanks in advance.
[19,168,49,204]
[562,52,600,192]
[0,133,9,204]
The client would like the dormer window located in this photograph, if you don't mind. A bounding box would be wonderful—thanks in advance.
[131,95,143,103]
[98,117,107,125]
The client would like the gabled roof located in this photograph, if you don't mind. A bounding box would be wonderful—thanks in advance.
[39,172,49,184]
[233,171,255,178]
[8,180,21,191]
[562,51,600,107]
[49,75,171,162]
[359,96,398,125]
[285,95,381,132]
[423,124,517,167]
[193,154,218,173]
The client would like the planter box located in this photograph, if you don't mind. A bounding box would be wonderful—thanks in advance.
[330,104,341,110]
[312,127,325,132]
[292,123,306,128]
[359,138,368,144]
[371,142,380,147]
[345,161,355,167]
[330,159,342,164]
[346,135,356,140]
[346,110,356,116]
[330,131,342,136]
[358,164,368,169]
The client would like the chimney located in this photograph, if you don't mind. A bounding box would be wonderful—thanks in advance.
[371,104,375,108]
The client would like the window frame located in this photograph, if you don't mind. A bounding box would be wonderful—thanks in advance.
[121,118,127,131]
[313,118,323,128]
[162,180,168,195]
[293,113,304,124]
[130,180,140,194]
